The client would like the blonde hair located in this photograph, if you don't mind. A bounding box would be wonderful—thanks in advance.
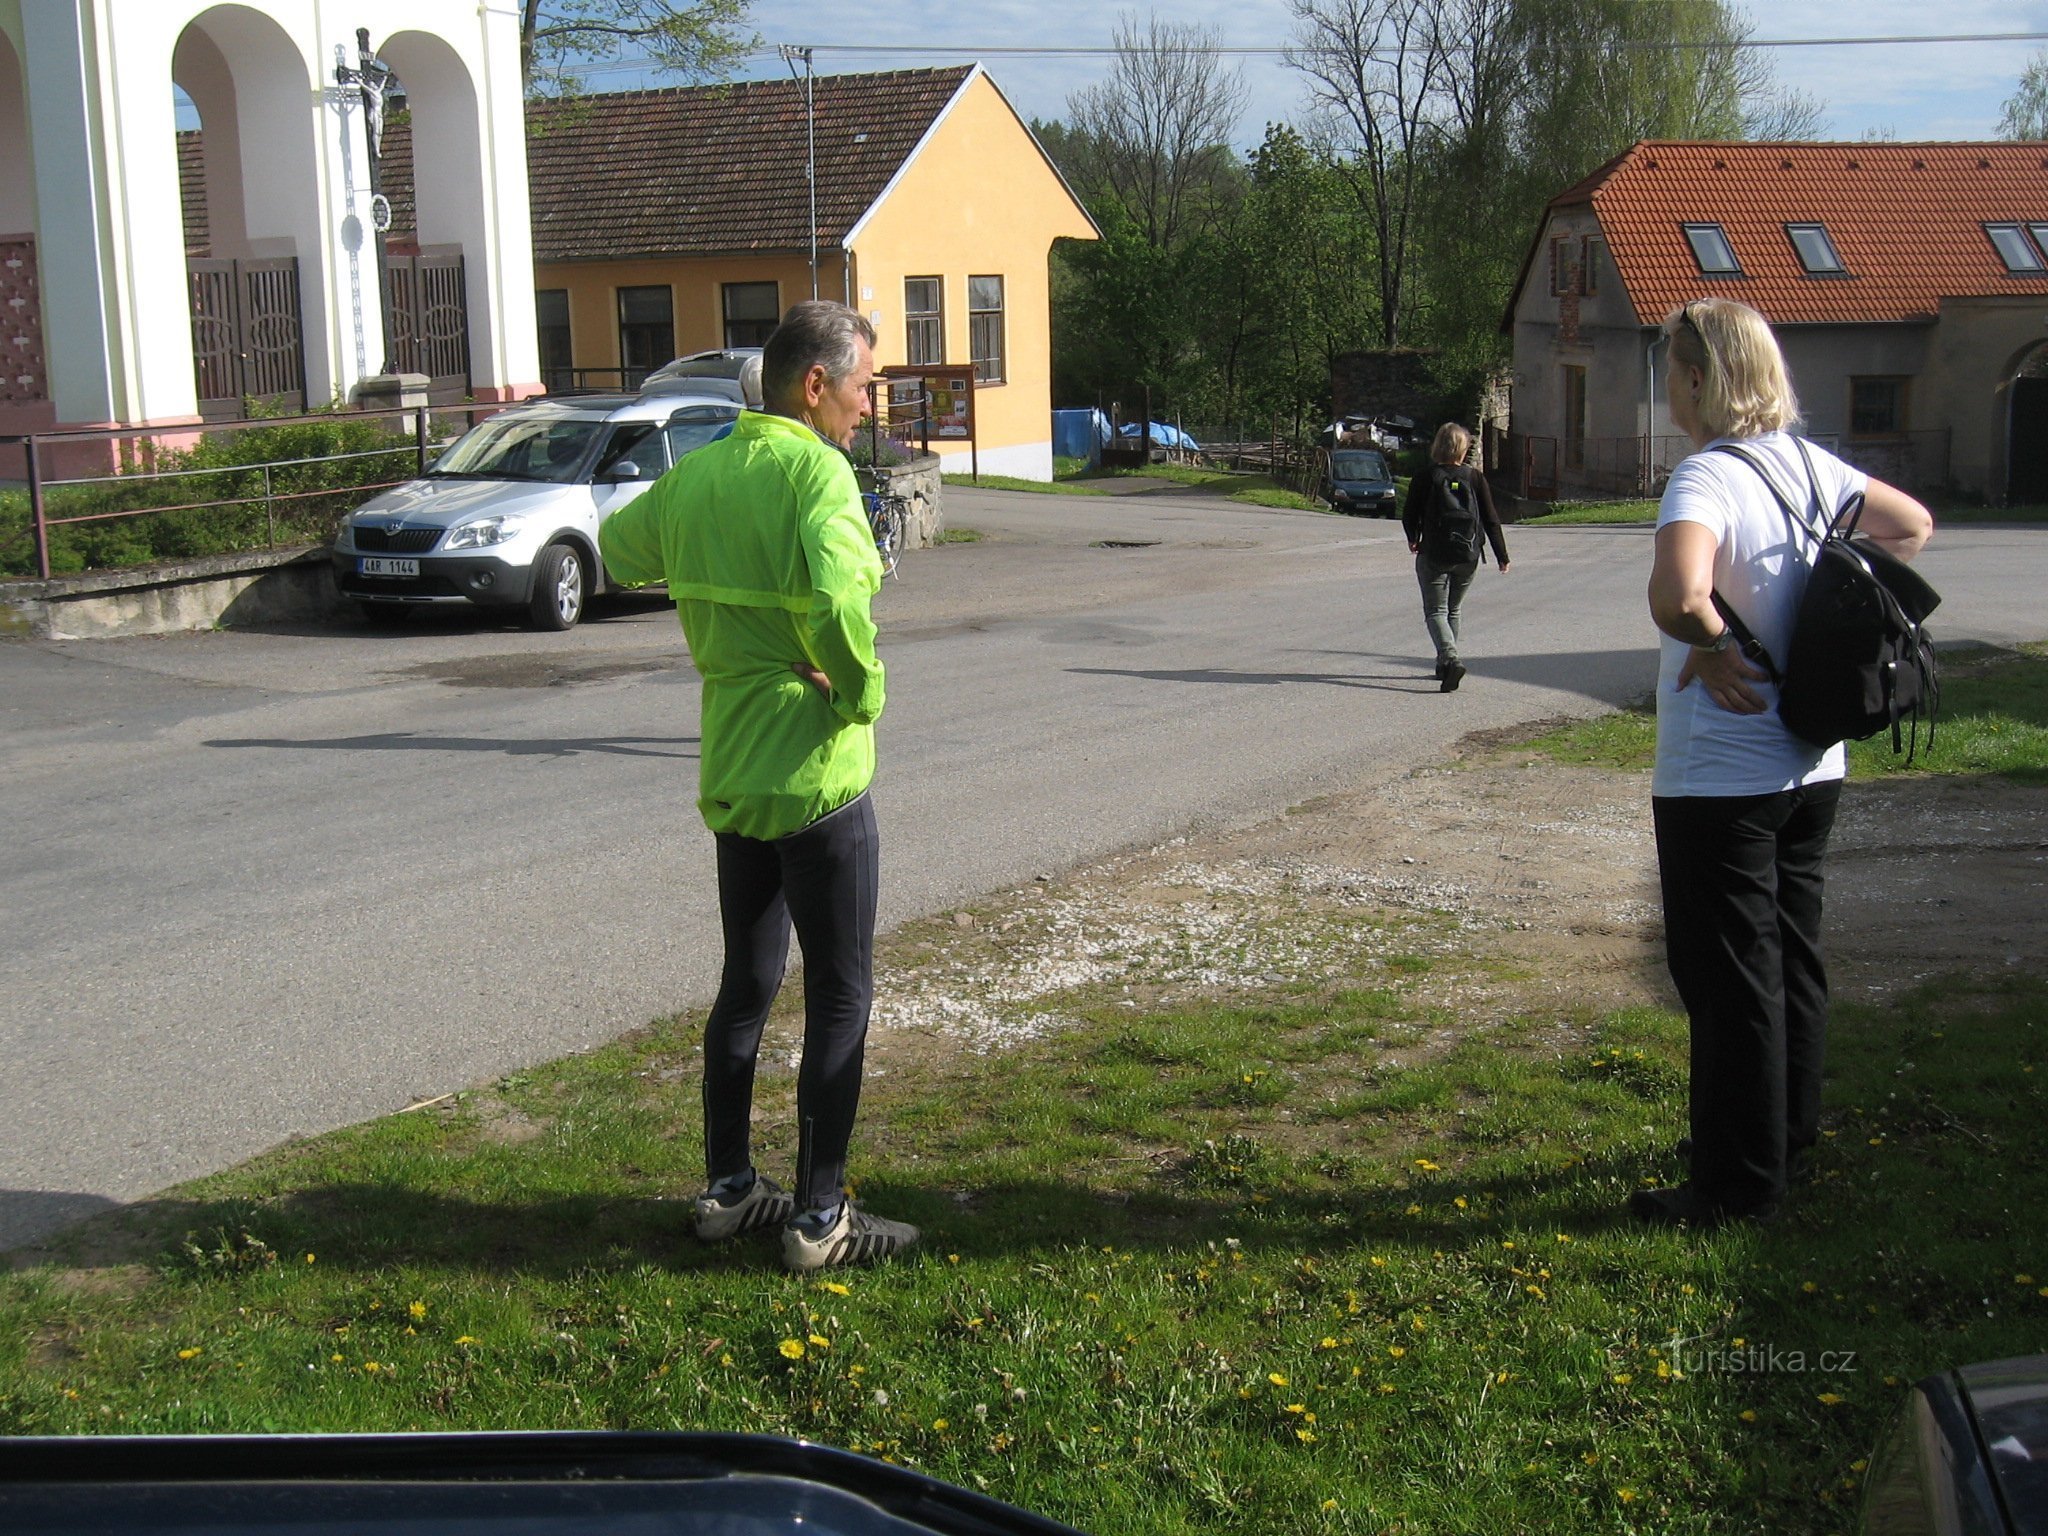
[1430,422,1472,464]
[1663,297,1801,439]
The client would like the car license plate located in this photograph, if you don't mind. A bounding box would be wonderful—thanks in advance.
[357,556,419,578]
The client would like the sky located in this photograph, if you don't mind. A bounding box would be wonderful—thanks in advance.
[622,0,2048,147]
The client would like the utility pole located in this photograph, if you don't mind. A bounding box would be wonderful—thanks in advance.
[335,27,402,375]
[780,45,818,300]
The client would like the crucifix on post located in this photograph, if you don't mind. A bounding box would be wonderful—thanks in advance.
[335,27,403,376]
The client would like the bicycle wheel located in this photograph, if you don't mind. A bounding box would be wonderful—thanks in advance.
[872,497,905,578]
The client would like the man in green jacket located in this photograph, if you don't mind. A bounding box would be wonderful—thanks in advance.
[599,300,917,1272]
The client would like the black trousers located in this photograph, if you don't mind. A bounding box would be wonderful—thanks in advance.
[702,791,879,1212]
[1652,780,1842,1211]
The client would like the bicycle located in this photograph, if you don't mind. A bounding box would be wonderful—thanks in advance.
[863,490,907,578]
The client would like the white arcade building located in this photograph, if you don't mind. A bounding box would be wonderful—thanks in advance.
[0,0,541,444]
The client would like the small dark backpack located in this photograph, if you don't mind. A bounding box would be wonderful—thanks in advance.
[1424,465,1485,565]
[1710,441,1941,759]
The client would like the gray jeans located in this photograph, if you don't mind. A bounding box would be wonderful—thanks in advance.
[1415,550,1479,666]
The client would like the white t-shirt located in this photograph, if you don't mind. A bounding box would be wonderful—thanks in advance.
[1652,432,1867,797]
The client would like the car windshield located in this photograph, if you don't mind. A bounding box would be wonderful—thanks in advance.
[428,418,604,483]
[1332,450,1390,482]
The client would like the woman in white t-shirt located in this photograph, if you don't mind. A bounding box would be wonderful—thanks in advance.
[1635,297,1931,1228]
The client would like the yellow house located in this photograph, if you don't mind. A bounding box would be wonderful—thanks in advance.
[521,65,1098,480]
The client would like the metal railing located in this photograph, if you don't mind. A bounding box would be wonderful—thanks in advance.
[2,403,502,582]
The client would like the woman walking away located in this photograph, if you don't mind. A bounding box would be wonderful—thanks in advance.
[1401,423,1510,691]
[1636,297,1931,1229]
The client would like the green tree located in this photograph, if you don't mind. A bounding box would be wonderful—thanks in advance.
[519,0,756,96]
[1999,51,2048,140]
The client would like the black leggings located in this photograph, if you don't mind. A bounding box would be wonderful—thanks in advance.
[1653,781,1841,1210]
[702,791,879,1212]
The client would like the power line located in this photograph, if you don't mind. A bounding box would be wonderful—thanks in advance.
[555,30,2048,78]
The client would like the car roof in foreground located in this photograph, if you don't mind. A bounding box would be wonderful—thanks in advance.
[503,393,745,424]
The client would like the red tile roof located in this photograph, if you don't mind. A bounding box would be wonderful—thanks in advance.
[521,67,976,262]
[1547,139,2048,326]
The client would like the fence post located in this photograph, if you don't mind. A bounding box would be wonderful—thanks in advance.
[26,434,49,580]
[416,405,430,477]
[264,463,276,549]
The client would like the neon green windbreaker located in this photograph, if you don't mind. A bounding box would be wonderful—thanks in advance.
[598,410,884,841]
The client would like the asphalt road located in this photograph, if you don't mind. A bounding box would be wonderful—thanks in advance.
[3,488,2042,1251]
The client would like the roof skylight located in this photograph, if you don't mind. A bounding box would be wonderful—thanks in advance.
[1682,223,1742,276]
[1785,223,1847,275]
[1986,224,2046,273]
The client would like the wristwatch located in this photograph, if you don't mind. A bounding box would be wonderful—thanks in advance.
[1696,627,1738,654]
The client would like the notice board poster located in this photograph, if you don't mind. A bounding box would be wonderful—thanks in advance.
[883,366,975,441]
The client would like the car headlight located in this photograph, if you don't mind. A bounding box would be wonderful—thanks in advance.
[444,517,513,551]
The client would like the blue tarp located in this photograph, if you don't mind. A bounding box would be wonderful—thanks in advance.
[1118,421,1201,451]
[1052,408,1111,464]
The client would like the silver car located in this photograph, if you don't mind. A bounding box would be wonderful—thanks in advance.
[332,394,741,629]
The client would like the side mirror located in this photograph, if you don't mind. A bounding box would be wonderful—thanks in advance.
[602,460,644,482]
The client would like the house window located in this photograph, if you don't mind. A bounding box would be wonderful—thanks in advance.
[1682,223,1742,276]
[968,275,1005,383]
[1562,365,1587,469]
[1786,223,1847,276]
[1988,224,2048,273]
[1850,376,1909,437]
[1549,237,1573,296]
[617,286,674,382]
[1580,236,1604,296]
[905,277,943,366]
[722,281,779,348]
[536,289,571,391]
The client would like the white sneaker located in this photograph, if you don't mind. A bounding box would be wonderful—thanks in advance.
[692,1173,794,1242]
[780,1202,920,1271]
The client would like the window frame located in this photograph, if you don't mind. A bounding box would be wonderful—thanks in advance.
[1985,223,2047,273]
[968,274,1006,384]
[904,276,944,367]
[1681,223,1743,277]
[1580,235,1604,296]
[1549,236,1573,296]
[535,288,572,390]
[720,281,780,348]
[1562,364,1588,469]
[616,285,675,383]
[1848,375,1910,439]
[1784,222,1848,277]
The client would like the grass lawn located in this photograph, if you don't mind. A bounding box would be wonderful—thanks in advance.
[943,473,1109,496]
[1521,500,1660,526]
[5,653,2044,1534]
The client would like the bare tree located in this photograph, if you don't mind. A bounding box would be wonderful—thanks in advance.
[1063,13,1248,251]
[1287,0,1454,348]
[521,0,756,96]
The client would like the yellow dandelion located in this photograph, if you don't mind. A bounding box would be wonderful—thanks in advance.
[1389,1346,1407,1359]
[1852,1459,1869,1473]
[1818,1392,1845,1406]
[1733,1337,1746,1348]
[1495,1370,1510,1384]
[1376,1382,1395,1394]
[1404,1204,1423,1216]
[807,1334,831,1349]
[1269,1372,1290,1387]
[363,1361,380,1373]
[1285,1402,1307,1414]
[1320,1337,1340,1350]
[933,1418,949,1432]
[1413,1159,1440,1172]
[1740,1409,1757,1423]
[454,1336,477,1346]
[947,1254,960,1265]
[1322,1499,1339,1512]
[1295,1428,1317,1444]
[1583,1453,1600,1465]
[1802,1281,1819,1294]
[1613,1374,1633,1385]
[1525,1285,1545,1299]
[1617,1489,1636,1504]
[176,1348,202,1361]
[2017,1274,2036,1286]
[820,1282,851,1296]
[304,1253,316,1264]
[778,1339,806,1360]
[1410,1316,1427,1332]
[1454,1196,1469,1210]
[408,1301,427,1321]
[1370,1255,1389,1267]
[720,1352,734,1367]
[330,1353,343,1364]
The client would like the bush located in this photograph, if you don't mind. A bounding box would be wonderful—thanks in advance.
[1,408,426,580]
[846,432,914,470]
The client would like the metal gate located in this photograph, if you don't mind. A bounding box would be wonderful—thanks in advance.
[386,250,470,402]
[188,257,306,421]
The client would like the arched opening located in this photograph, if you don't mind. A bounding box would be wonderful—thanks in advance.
[2003,340,2048,506]
[373,30,486,400]
[0,24,50,434]
[172,5,323,417]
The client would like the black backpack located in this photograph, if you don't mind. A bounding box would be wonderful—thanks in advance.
[1710,441,1941,759]
[1424,465,1485,565]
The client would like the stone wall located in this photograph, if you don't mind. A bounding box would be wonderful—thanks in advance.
[859,451,944,548]
[0,546,346,640]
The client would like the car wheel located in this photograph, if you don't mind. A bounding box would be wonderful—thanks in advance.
[529,543,585,631]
